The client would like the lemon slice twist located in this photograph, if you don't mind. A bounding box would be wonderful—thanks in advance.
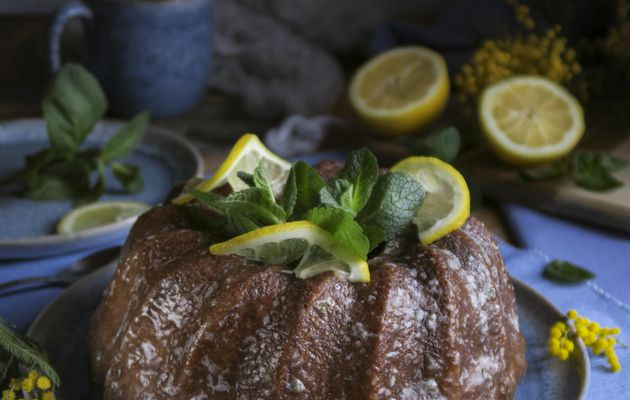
[391,156,470,244]
[209,221,370,283]
[173,133,291,205]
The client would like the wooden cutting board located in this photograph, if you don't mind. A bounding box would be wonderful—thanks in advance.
[474,133,630,233]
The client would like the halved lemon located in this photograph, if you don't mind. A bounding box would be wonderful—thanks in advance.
[57,201,150,234]
[173,133,291,205]
[209,221,370,283]
[479,76,585,166]
[349,46,450,136]
[391,156,470,244]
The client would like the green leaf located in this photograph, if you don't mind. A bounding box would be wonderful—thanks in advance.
[24,159,91,201]
[357,172,425,249]
[78,161,106,205]
[0,317,60,386]
[542,259,595,283]
[288,161,326,219]
[518,160,568,182]
[401,126,461,162]
[191,188,287,235]
[100,111,149,162]
[319,178,355,214]
[42,63,107,155]
[112,163,143,194]
[571,150,625,191]
[361,224,385,252]
[237,171,255,187]
[252,160,275,203]
[280,167,297,216]
[596,152,627,171]
[306,206,369,259]
[336,148,379,212]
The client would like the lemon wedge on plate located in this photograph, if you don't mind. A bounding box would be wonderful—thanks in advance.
[173,133,291,205]
[209,221,370,283]
[391,156,470,244]
[479,75,585,166]
[57,201,150,234]
[349,46,449,136]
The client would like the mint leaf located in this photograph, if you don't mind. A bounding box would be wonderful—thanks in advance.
[542,259,595,283]
[252,160,275,203]
[280,167,297,216]
[336,148,379,212]
[191,188,287,235]
[112,163,143,194]
[237,171,255,187]
[357,172,425,248]
[25,158,91,201]
[80,161,106,205]
[306,206,369,259]
[319,178,355,214]
[400,126,461,162]
[596,152,627,171]
[42,63,107,156]
[571,150,625,191]
[519,160,568,182]
[288,161,326,219]
[100,111,149,162]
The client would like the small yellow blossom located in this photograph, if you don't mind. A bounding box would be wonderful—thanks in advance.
[27,371,38,382]
[548,310,623,372]
[20,378,33,394]
[455,0,581,107]
[36,376,52,391]
[41,391,55,400]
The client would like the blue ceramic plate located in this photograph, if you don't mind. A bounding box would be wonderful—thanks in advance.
[27,261,589,399]
[0,119,203,259]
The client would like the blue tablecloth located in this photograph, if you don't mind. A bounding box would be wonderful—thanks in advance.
[502,204,630,398]
[0,240,122,334]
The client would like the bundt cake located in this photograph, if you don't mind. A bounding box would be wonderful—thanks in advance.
[89,160,526,399]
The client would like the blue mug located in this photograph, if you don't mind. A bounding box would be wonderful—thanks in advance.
[49,0,212,118]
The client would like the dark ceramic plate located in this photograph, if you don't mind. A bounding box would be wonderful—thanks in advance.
[0,119,203,259]
[26,255,589,400]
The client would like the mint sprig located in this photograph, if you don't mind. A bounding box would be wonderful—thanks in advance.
[519,150,627,192]
[0,64,148,204]
[186,148,426,259]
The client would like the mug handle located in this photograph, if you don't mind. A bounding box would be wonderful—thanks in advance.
[48,1,92,74]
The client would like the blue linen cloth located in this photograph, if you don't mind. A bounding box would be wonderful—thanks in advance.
[0,240,122,334]
[502,204,630,398]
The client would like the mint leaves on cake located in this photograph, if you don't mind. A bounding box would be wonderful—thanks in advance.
[185,147,425,282]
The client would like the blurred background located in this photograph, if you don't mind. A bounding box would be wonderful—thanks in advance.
[1,0,630,231]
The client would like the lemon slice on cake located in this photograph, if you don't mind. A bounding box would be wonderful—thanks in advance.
[391,156,470,244]
[479,76,585,166]
[210,221,370,282]
[349,46,449,136]
[174,133,291,205]
[57,201,150,234]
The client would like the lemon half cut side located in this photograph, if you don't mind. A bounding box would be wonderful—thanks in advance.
[349,46,450,136]
[479,75,585,166]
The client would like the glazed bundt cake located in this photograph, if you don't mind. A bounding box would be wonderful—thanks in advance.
[89,160,526,399]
